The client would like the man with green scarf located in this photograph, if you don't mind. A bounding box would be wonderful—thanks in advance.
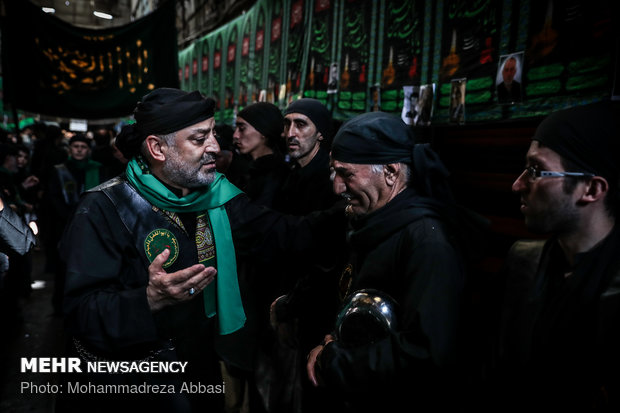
[57,88,340,413]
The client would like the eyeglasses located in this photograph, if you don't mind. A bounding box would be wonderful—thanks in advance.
[523,166,594,181]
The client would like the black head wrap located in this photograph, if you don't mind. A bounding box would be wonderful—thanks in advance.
[116,88,216,159]
[284,98,333,141]
[533,101,620,182]
[237,102,284,147]
[331,111,413,164]
[69,133,90,146]
[332,111,454,203]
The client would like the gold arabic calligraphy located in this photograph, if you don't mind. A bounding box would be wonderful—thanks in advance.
[37,36,154,94]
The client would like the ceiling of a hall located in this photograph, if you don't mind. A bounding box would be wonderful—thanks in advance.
[25,0,258,48]
[28,0,134,28]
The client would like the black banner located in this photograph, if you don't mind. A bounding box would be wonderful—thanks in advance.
[1,0,179,119]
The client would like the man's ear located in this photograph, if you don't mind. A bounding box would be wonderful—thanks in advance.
[383,163,401,187]
[579,176,609,204]
[145,135,166,162]
[317,131,324,142]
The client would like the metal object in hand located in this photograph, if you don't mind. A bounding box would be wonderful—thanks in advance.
[334,289,399,346]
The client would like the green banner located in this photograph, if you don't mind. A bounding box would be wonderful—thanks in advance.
[1,0,179,119]
[180,0,614,124]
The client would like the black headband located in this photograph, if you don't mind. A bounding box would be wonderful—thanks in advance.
[134,89,215,135]
[116,88,215,159]
[237,102,283,145]
[284,98,333,141]
[331,111,453,203]
[331,112,413,164]
[533,101,620,182]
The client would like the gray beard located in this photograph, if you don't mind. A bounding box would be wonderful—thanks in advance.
[162,154,216,189]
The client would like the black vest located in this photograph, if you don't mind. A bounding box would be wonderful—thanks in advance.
[92,177,215,352]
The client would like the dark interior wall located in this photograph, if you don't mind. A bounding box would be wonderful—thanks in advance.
[427,119,545,275]
[423,120,548,359]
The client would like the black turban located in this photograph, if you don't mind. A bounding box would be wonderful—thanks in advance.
[69,133,90,146]
[332,111,453,203]
[533,101,620,182]
[331,111,414,164]
[284,98,333,141]
[116,88,216,159]
[237,102,284,147]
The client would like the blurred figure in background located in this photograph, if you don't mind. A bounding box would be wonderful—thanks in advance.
[91,126,126,180]
[263,98,345,413]
[46,134,103,314]
[215,123,249,188]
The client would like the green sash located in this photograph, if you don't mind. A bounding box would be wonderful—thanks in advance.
[126,157,246,335]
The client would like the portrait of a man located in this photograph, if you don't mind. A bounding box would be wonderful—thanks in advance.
[496,52,524,104]
[450,78,466,124]
[415,84,435,126]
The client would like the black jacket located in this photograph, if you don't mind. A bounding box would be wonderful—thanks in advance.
[496,226,620,411]
[0,198,35,255]
[318,188,466,412]
[273,147,340,215]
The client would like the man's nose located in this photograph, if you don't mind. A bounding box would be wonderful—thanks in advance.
[512,170,527,193]
[206,134,220,153]
[332,176,346,195]
[285,125,296,138]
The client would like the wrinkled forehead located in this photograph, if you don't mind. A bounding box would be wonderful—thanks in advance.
[176,117,215,136]
[284,112,314,125]
[527,140,563,167]
[330,157,364,171]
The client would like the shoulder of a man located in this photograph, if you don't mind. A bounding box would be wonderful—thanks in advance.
[86,175,126,193]
[504,239,546,283]
[70,176,127,216]
[397,215,439,244]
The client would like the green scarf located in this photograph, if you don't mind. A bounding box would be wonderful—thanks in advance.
[125,157,245,335]
[67,157,101,190]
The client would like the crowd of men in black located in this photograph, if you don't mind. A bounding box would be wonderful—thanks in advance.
[0,122,123,324]
[0,94,619,413]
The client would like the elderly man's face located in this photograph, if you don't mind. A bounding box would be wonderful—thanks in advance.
[512,140,583,235]
[284,113,322,167]
[330,159,391,217]
[161,117,220,189]
[502,58,517,85]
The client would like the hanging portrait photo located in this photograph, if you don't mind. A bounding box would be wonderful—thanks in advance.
[450,78,466,124]
[401,85,420,125]
[327,62,339,94]
[415,83,435,126]
[496,52,524,104]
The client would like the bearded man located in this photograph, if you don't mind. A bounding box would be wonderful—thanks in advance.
[58,88,339,413]
[496,101,620,411]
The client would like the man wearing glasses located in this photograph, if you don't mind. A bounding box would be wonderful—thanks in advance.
[494,101,620,411]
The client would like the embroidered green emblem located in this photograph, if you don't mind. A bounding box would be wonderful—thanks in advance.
[144,229,179,268]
